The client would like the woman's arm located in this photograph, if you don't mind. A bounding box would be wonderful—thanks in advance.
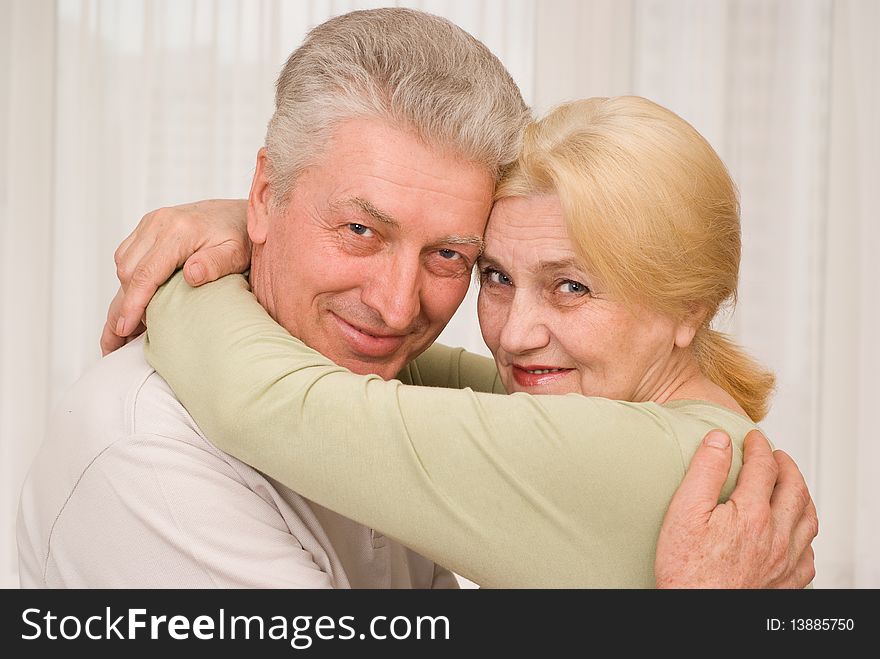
[396,343,505,393]
[145,273,745,587]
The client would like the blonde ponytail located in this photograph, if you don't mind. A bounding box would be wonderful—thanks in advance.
[692,328,775,422]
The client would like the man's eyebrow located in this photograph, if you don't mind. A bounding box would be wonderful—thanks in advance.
[335,197,484,253]
[440,235,485,254]
[335,197,400,227]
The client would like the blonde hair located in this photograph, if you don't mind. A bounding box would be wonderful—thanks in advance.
[266,8,530,210]
[496,97,775,421]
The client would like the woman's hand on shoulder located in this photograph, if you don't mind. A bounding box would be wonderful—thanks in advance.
[100,199,251,355]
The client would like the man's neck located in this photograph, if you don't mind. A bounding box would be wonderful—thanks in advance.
[248,247,277,321]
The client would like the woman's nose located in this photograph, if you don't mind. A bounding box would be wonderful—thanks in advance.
[498,292,551,355]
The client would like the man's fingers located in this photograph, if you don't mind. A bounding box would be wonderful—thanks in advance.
[728,429,778,512]
[777,543,816,589]
[770,451,819,588]
[797,543,817,588]
[183,241,250,287]
[667,429,734,519]
[787,496,819,571]
[768,449,813,534]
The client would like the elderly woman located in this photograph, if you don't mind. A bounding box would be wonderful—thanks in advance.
[142,97,777,587]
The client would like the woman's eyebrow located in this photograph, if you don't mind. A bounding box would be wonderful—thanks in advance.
[477,255,584,276]
[537,258,582,275]
[476,253,507,271]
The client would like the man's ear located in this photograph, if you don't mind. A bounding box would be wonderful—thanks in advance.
[674,304,709,349]
[247,148,273,245]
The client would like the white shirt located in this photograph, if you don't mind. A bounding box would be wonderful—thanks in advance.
[17,337,454,589]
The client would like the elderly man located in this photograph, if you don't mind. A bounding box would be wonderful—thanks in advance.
[18,8,815,588]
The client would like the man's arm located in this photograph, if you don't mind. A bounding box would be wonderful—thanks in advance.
[29,434,336,588]
[655,429,818,588]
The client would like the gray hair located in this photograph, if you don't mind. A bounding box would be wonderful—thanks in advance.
[265,7,531,210]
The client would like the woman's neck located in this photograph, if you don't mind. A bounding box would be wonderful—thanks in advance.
[650,349,748,417]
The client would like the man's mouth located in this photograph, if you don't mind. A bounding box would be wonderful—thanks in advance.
[511,364,574,388]
[331,312,407,359]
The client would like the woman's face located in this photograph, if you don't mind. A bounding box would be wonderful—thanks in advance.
[477,194,687,400]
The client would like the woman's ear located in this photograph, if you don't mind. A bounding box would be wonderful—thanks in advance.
[247,148,272,245]
[674,304,709,349]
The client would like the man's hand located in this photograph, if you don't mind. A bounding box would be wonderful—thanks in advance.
[100,199,251,356]
[655,429,818,588]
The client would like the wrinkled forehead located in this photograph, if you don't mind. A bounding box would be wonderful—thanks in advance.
[299,118,495,235]
[484,194,579,267]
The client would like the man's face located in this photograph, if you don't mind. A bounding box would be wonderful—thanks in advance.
[248,118,495,379]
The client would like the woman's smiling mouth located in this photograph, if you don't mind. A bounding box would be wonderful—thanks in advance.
[511,364,575,388]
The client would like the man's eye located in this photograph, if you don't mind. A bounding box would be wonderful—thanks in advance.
[438,248,461,260]
[557,280,589,295]
[348,223,373,237]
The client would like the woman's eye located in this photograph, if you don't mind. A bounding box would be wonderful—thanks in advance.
[348,223,373,237]
[482,268,512,286]
[438,248,461,260]
[557,280,589,295]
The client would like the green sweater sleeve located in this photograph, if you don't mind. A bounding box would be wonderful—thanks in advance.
[395,343,506,393]
[145,273,749,588]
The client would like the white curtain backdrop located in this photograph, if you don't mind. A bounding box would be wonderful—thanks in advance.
[1,0,876,588]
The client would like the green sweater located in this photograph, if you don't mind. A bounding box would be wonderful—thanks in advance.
[144,272,757,588]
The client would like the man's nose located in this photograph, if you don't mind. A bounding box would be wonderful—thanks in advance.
[361,255,422,332]
[498,291,550,355]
